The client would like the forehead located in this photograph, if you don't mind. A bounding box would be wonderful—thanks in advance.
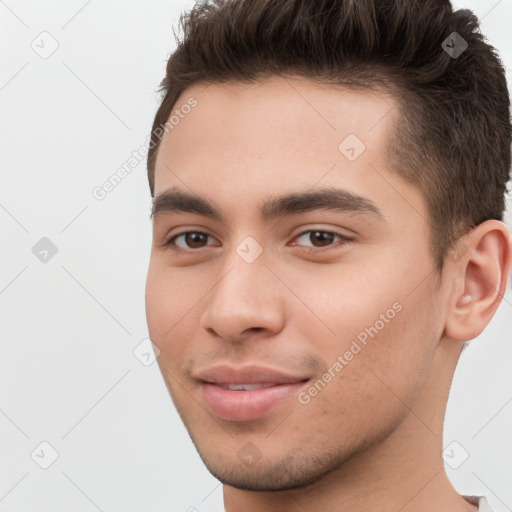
[154,75,398,181]
[152,75,425,225]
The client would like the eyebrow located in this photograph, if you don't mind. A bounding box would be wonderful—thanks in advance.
[151,186,386,222]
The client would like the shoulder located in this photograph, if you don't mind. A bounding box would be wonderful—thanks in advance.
[462,495,494,512]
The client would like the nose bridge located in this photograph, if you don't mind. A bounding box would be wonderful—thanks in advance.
[200,238,283,340]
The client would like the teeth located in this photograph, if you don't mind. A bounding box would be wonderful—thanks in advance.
[218,383,277,391]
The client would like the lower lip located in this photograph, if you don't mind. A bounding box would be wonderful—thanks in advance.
[201,381,308,421]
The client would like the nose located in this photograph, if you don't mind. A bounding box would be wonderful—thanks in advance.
[199,249,285,343]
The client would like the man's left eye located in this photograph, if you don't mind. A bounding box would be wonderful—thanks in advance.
[291,230,352,249]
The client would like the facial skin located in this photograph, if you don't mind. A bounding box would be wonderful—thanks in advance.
[145,75,511,512]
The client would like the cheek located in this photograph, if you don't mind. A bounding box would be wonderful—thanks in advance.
[293,266,437,404]
[146,258,225,380]
[294,312,433,444]
[145,263,190,371]
[145,263,171,340]
[145,258,203,338]
[289,265,401,345]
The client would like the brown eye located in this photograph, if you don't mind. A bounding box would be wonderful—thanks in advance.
[309,231,336,247]
[182,232,209,248]
[293,230,351,250]
[165,231,219,251]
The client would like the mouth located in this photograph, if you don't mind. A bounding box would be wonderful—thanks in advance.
[200,381,310,421]
[214,382,287,391]
[194,364,312,421]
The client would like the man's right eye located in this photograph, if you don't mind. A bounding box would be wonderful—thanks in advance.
[164,231,220,252]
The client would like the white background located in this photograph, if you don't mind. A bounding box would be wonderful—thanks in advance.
[1,1,511,511]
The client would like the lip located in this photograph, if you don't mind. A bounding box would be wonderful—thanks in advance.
[196,364,310,385]
[196,364,311,421]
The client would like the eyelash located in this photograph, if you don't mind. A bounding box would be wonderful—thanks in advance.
[163,229,353,254]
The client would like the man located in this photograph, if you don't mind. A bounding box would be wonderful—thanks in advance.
[144,1,511,511]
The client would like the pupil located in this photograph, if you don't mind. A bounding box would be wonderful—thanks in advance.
[187,233,207,248]
[312,231,333,246]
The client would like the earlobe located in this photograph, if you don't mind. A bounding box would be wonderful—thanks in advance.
[444,220,512,342]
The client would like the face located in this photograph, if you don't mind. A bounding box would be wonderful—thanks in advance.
[145,76,448,491]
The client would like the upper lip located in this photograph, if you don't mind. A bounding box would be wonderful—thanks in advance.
[196,364,310,385]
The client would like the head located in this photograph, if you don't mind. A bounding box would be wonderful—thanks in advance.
[145,0,511,493]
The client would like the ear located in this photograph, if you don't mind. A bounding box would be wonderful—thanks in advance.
[443,220,512,342]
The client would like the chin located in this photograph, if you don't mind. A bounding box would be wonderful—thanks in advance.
[192,442,352,492]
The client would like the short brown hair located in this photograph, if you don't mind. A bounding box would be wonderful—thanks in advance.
[147,0,511,273]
